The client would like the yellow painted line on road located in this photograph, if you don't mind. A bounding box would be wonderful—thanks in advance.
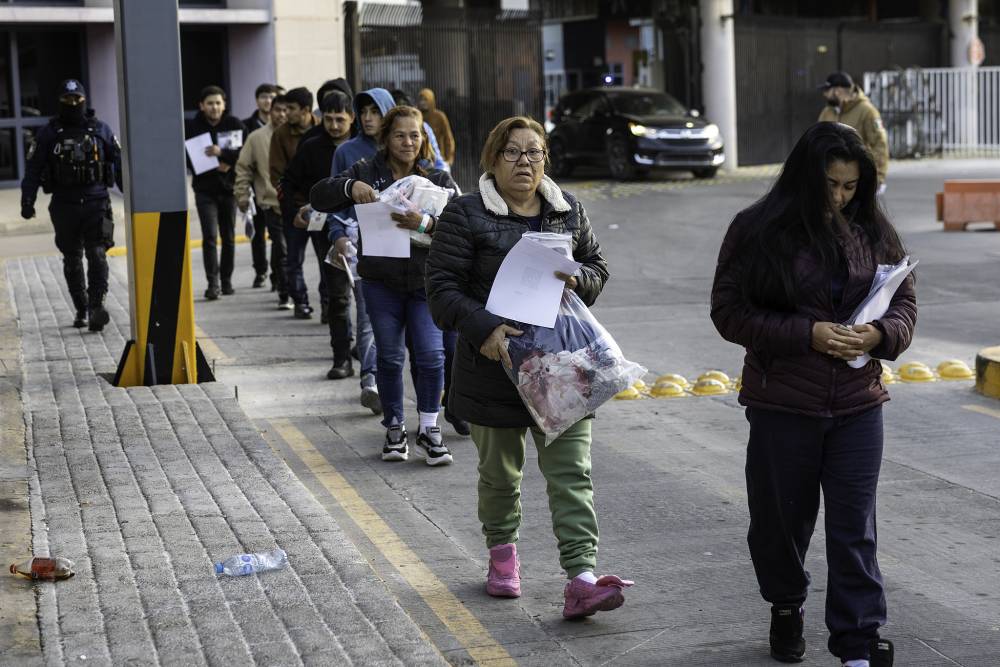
[193,324,230,364]
[108,234,251,257]
[962,404,1000,420]
[269,418,515,666]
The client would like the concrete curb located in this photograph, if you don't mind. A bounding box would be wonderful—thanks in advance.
[976,346,1000,399]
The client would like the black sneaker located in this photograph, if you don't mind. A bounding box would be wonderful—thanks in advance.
[382,425,408,462]
[205,286,220,301]
[294,304,314,319]
[221,283,235,295]
[72,308,88,328]
[88,305,110,333]
[444,408,471,437]
[769,605,805,663]
[868,637,894,667]
[415,427,453,466]
[277,294,293,310]
[252,273,267,288]
[326,359,354,380]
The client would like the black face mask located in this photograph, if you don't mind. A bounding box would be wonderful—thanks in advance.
[57,102,86,124]
[825,97,839,108]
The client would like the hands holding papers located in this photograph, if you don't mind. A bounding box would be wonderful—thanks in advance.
[810,256,918,369]
[184,133,219,175]
[355,202,410,258]
[485,237,582,328]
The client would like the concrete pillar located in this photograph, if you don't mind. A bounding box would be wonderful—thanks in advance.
[950,0,979,68]
[228,23,277,119]
[699,0,738,170]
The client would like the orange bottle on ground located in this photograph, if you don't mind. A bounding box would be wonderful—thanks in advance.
[9,557,75,580]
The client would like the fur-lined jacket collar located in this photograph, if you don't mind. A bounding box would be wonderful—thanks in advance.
[478,173,571,216]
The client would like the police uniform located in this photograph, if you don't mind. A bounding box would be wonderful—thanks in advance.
[20,79,122,331]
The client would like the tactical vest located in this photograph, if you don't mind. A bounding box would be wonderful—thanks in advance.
[48,122,114,188]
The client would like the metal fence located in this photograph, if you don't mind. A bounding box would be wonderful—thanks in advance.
[344,2,544,191]
[863,66,1000,158]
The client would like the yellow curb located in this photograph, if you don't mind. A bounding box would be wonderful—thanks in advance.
[975,346,1000,399]
[107,234,251,257]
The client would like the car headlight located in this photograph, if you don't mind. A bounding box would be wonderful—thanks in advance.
[703,123,720,141]
[629,122,647,137]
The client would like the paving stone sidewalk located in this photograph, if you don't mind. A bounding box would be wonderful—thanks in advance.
[5,255,445,666]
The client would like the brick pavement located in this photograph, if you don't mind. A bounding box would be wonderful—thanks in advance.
[5,255,445,666]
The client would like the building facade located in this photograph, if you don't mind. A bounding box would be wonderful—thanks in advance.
[0,0,344,187]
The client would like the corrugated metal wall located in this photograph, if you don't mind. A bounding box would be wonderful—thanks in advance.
[734,16,945,165]
[345,2,544,191]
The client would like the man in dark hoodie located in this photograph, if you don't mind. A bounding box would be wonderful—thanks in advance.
[308,78,355,137]
[185,85,246,300]
[283,90,354,372]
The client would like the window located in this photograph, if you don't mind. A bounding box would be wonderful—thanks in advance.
[0,28,86,185]
[180,27,228,112]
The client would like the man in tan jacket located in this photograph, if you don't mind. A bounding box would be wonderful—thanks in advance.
[236,94,289,304]
[818,72,889,189]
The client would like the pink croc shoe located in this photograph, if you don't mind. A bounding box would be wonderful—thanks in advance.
[486,543,521,598]
[562,575,634,619]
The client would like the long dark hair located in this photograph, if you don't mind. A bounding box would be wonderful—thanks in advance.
[736,122,905,311]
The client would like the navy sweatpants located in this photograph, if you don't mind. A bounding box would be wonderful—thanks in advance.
[745,405,886,661]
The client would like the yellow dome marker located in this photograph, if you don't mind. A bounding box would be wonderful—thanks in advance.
[650,381,686,398]
[937,360,974,380]
[656,373,691,389]
[897,361,929,376]
[880,362,897,385]
[632,379,649,392]
[691,378,730,396]
[899,365,936,383]
[733,375,742,391]
[698,370,731,385]
[614,386,643,400]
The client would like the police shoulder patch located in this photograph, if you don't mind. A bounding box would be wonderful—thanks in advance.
[874,117,884,131]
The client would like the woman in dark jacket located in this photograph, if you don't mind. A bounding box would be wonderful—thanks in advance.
[425,116,633,620]
[711,122,915,667]
[311,106,458,467]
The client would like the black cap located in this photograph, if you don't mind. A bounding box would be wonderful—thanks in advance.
[818,71,853,91]
[59,79,86,98]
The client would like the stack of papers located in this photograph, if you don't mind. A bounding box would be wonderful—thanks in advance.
[485,237,582,328]
[355,202,410,258]
[184,132,219,175]
[845,255,918,369]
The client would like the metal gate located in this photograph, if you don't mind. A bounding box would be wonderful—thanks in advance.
[344,2,544,191]
[734,16,945,165]
[864,66,1000,158]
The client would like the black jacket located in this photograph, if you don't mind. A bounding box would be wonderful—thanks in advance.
[281,131,342,218]
[711,211,917,418]
[425,175,609,428]
[310,152,457,292]
[185,112,246,196]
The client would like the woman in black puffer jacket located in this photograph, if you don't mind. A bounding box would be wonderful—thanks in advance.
[311,106,458,468]
[426,116,633,621]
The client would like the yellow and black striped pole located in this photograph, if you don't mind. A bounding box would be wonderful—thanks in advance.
[112,0,214,386]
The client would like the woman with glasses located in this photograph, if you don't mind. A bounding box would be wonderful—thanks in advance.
[426,116,633,619]
[311,106,458,467]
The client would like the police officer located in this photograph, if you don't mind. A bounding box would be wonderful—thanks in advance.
[21,79,122,331]
[818,72,890,192]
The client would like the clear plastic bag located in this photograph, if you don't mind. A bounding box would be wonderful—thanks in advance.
[503,290,647,444]
[379,175,455,248]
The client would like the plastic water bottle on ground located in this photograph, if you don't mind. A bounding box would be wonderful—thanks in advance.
[214,548,288,576]
[9,556,76,581]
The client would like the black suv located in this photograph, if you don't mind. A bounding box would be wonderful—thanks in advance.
[548,87,725,180]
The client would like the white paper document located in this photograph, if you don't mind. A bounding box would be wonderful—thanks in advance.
[216,129,243,150]
[184,133,219,175]
[355,202,410,258]
[486,237,582,328]
[845,256,918,369]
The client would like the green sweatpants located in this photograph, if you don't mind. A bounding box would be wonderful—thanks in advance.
[470,420,598,578]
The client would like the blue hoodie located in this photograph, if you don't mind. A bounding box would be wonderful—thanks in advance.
[328,87,395,243]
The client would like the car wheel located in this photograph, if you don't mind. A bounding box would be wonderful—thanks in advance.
[548,139,574,178]
[607,137,636,181]
[693,167,718,179]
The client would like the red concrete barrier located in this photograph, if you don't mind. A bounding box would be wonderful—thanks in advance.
[936,180,1000,232]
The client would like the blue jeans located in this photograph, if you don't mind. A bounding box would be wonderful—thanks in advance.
[362,280,443,427]
[284,224,329,307]
[354,279,376,379]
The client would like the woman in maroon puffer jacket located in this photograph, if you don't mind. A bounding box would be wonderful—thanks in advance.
[711,123,915,667]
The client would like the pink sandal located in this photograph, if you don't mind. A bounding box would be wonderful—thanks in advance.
[563,575,634,619]
[486,544,521,598]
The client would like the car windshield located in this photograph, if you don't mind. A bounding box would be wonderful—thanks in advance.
[610,92,687,117]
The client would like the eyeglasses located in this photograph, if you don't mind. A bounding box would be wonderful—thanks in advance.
[501,147,546,163]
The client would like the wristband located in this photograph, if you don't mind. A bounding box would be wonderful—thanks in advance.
[417,214,430,234]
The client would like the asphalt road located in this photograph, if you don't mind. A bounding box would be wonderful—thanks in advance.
[97,158,1000,665]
